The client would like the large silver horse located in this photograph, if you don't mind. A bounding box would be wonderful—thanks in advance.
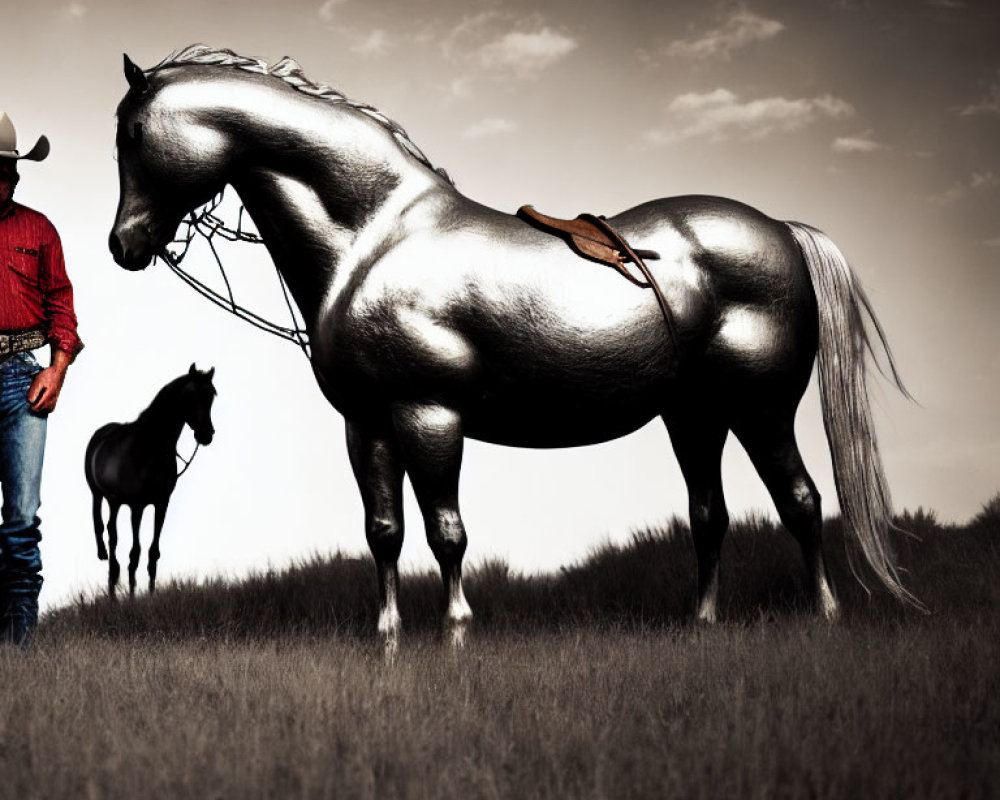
[109,46,917,650]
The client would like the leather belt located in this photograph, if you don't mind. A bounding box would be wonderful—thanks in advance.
[0,328,46,357]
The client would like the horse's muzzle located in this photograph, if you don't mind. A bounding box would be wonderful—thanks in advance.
[195,428,215,446]
[108,231,153,271]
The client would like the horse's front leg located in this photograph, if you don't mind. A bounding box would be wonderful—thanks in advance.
[391,403,472,647]
[148,498,169,594]
[346,419,406,658]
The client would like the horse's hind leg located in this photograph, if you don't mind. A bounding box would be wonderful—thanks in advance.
[92,492,107,560]
[148,499,169,593]
[128,505,144,598]
[663,406,730,623]
[107,502,121,600]
[733,411,839,620]
[347,419,406,657]
[391,404,472,647]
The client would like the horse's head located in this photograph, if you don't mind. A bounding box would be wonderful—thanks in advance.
[180,363,217,445]
[110,54,233,271]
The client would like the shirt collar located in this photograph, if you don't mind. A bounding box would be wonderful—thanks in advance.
[0,203,15,222]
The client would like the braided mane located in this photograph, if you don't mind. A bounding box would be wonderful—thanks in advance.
[151,44,453,184]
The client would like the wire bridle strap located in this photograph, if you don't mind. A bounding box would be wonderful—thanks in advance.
[175,443,200,477]
[156,192,311,358]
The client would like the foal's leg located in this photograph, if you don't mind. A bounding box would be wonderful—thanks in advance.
[107,502,121,600]
[92,491,107,560]
[346,419,406,656]
[391,404,472,647]
[128,505,144,598]
[663,407,730,623]
[733,413,839,620]
[147,499,169,594]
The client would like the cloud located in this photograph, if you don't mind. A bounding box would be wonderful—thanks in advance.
[463,118,519,139]
[63,2,86,18]
[443,13,577,79]
[833,132,887,154]
[646,88,854,144]
[960,76,1000,116]
[479,27,577,75]
[928,171,998,205]
[447,76,476,100]
[929,184,966,206]
[351,29,394,57]
[666,10,784,60]
[318,0,347,24]
[984,235,1000,248]
[971,171,998,189]
[316,2,395,59]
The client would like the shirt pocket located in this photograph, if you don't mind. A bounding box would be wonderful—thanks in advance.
[8,247,41,287]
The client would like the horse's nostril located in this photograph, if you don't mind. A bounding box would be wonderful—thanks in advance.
[108,232,124,265]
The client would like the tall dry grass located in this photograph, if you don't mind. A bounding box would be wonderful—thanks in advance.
[1,499,996,799]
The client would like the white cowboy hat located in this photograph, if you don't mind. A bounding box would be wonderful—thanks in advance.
[0,113,49,161]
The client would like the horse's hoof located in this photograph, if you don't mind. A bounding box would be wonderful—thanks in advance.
[445,618,470,649]
[379,631,399,664]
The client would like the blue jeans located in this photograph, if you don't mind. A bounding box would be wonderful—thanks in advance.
[0,352,46,638]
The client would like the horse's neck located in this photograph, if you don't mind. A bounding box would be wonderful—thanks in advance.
[136,393,185,445]
[225,104,451,330]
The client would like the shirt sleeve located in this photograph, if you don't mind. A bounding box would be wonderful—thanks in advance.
[38,221,84,360]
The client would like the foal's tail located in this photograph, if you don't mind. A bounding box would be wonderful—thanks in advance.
[786,221,924,610]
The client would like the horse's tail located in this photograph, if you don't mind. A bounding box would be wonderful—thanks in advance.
[785,221,924,610]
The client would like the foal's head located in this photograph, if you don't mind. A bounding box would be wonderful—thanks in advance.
[177,363,217,445]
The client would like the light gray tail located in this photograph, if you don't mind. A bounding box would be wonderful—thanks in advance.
[786,221,924,610]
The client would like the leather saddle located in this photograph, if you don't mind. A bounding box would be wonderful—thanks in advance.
[516,204,678,353]
[516,205,660,287]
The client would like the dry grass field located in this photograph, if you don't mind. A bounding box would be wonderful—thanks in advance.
[2,497,997,799]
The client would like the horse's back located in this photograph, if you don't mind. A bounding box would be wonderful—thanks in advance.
[611,195,810,301]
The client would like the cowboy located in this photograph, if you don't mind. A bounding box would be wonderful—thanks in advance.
[0,113,83,646]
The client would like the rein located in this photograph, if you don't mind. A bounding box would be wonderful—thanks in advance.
[175,443,200,477]
[156,191,311,359]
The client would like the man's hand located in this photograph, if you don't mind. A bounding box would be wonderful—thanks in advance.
[27,349,71,413]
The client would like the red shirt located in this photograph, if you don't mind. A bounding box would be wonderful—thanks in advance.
[0,201,83,359]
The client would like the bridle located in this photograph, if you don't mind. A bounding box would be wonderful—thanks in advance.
[175,442,199,477]
[156,190,311,360]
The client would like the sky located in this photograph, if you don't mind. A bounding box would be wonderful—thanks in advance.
[0,0,997,610]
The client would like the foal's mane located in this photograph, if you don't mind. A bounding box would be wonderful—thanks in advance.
[138,370,215,425]
[149,44,452,184]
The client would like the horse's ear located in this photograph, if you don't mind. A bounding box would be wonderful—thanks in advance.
[207,367,215,380]
[189,363,197,375]
[124,54,149,94]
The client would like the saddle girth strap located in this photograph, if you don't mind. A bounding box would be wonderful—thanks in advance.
[517,205,680,358]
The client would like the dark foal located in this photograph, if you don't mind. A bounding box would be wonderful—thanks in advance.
[85,364,216,597]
